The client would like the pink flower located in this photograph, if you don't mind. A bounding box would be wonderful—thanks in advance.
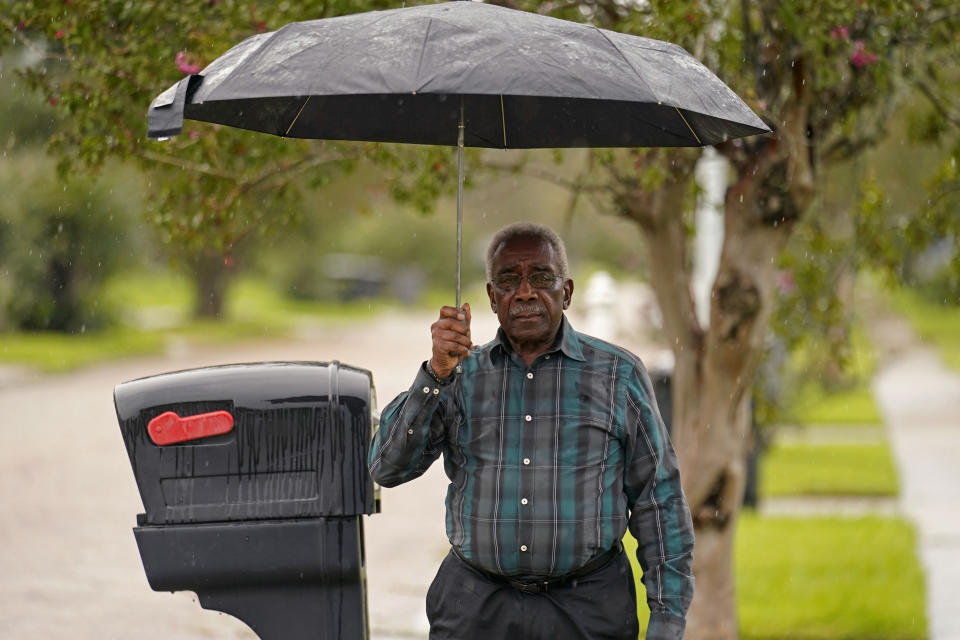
[777,270,796,296]
[189,130,199,140]
[48,97,59,107]
[54,29,65,39]
[830,25,850,40]
[175,51,202,75]
[850,40,878,67]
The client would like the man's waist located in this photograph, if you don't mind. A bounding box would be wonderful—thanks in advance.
[451,540,623,593]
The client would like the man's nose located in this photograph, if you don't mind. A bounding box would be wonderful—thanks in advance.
[514,275,538,299]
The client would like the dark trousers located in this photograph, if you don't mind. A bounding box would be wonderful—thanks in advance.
[426,549,639,640]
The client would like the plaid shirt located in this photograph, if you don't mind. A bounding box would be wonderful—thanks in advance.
[369,316,694,638]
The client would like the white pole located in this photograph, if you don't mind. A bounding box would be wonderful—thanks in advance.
[692,147,728,327]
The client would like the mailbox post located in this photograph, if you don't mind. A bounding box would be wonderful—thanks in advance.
[114,361,380,640]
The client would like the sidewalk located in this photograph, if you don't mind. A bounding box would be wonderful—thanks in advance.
[870,314,960,640]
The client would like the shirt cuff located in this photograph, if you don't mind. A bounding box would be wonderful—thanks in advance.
[646,612,686,640]
[424,360,454,386]
[412,365,448,400]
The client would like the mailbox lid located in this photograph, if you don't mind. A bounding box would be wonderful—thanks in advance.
[115,361,376,525]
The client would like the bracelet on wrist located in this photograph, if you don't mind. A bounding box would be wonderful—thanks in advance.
[425,360,454,386]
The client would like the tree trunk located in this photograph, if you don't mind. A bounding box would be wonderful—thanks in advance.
[615,135,810,639]
[190,254,232,319]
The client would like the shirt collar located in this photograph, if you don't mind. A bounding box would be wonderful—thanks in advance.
[489,315,586,365]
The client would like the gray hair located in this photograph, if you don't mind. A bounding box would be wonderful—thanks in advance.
[485,222,570,281]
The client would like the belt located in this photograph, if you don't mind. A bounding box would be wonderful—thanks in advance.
[451,540,623,594]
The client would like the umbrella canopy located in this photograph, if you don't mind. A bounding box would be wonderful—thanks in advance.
[147,1,769,146]
[147,0,770,318]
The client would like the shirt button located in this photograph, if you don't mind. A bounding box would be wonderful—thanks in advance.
[433,388,440,395]
[422,386,430,394]
[407,429,414,435]
[524,415,532,422]
[523,458,531,465]
[521,498,528,505]
[520,545,528,552]
[545,355,550,360]
[526,372,534,379]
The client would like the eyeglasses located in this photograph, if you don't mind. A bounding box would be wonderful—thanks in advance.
[491,272,562,292]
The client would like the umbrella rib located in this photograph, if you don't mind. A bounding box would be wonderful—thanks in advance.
[500,95,507,148]
[593,26,659,104]
[414,18,434,89]
[674,108,702,145]
[284,96,312,137]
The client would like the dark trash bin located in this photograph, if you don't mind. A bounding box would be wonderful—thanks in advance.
[648,366,762,509]
[114,361,380,640]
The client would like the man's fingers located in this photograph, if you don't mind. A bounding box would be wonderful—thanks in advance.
[433,327,472,349]
[432,304,473,372]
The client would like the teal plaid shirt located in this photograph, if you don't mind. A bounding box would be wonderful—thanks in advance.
[369,316,694,639]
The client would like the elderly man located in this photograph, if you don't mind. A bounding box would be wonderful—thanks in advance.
[368,222,694,640]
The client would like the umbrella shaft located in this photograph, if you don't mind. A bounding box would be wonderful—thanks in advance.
[456,101,464,310]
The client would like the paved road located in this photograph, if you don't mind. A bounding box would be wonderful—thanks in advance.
[871,314,960,640]
[0,310,495,639]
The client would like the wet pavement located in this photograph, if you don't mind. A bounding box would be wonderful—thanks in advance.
[871,315,960,640]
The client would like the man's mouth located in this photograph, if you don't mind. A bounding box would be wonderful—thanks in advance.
[510,304,545,319]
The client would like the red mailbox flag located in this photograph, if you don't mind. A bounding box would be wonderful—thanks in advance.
[147,410,234,445]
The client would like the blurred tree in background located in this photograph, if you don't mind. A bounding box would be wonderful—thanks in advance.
[0,152,140,331]
[0,0,453,318]
[0,47,144,332]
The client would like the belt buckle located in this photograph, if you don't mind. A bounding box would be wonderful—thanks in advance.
[513,580,550,594]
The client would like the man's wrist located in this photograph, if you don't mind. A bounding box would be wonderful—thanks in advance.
[425,359,454,385]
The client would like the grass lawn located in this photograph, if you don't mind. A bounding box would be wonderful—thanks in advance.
[784,384,883,425]
[625,515,925,640]
[736,515,926,640]
[0,327,165,373]
[0,272,386,373]
[760,442,899,497]
[779,324,884,426]
[887,287,960,372]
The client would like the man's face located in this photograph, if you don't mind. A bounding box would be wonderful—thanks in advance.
[486,234,573,353]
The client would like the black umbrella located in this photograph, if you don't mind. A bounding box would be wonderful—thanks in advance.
[148,0,770,308]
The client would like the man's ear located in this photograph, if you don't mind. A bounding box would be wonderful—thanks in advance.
[486,281,497,312]
[562,279,574,310]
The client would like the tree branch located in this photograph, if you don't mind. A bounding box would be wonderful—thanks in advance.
[915,78,960,129]
[135,148,236,180]
[479,159,608,194]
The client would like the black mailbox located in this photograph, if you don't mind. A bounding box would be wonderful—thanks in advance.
[114,361,380,640]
